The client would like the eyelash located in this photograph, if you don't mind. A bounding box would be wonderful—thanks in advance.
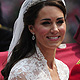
[41,20,64,26]
[56,20,64,24]
[41,22,51,25]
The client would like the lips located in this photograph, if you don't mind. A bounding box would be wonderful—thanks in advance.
[46,36,60,41]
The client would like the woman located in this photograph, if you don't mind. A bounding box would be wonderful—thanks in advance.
[1,0,69,80]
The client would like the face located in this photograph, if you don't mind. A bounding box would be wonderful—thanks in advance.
[29,6,66,49]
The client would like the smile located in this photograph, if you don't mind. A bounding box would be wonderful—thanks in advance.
[47,36,60,41]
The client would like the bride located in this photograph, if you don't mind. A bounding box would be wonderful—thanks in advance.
[1,0,69,80]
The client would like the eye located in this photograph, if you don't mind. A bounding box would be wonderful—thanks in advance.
[41,21,51,26]
[56,20,64,24]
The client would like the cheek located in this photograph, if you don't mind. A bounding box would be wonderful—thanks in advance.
[59,25,66,35]
[35,27,49,36]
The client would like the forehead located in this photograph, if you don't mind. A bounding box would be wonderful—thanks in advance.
[37,6,64,20]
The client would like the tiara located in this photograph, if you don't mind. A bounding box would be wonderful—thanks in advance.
[23,0,65,13]
[23,0,46,13]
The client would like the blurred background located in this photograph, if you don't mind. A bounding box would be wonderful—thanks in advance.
[0,0,80,44]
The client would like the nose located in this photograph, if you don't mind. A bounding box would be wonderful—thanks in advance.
[50,24,59,34]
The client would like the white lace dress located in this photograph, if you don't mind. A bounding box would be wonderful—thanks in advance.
[8,46,69,80]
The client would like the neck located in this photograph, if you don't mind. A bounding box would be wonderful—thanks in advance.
[37,44,56,69]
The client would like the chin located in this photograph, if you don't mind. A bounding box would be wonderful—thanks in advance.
[46,45,58,49]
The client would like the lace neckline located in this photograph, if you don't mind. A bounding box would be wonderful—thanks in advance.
[35,45,61,80]
[35,45,47,61]
[35,45,52,79]
[35,45,68,80]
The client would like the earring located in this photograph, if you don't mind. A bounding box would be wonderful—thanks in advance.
[32,33,35,40]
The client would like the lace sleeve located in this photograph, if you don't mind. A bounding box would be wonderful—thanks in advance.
[8,68,27,80]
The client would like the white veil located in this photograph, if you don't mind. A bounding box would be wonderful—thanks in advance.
[8,0,66,61]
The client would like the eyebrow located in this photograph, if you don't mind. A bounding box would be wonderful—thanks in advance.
[40,18,51,21]
[40,17,64,21]
[57,17,64,20]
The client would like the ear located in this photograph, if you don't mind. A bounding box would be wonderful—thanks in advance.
[28,25,35,34]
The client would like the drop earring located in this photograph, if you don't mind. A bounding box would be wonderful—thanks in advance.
[32,33,35,40]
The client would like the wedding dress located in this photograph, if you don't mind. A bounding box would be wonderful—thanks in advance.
[8,46,69,80]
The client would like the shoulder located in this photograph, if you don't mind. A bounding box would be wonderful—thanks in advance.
[9,59,29,74]
[10,57,36,72]
[8,58,36,80]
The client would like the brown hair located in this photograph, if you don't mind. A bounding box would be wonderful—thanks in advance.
[1,0,66,80]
